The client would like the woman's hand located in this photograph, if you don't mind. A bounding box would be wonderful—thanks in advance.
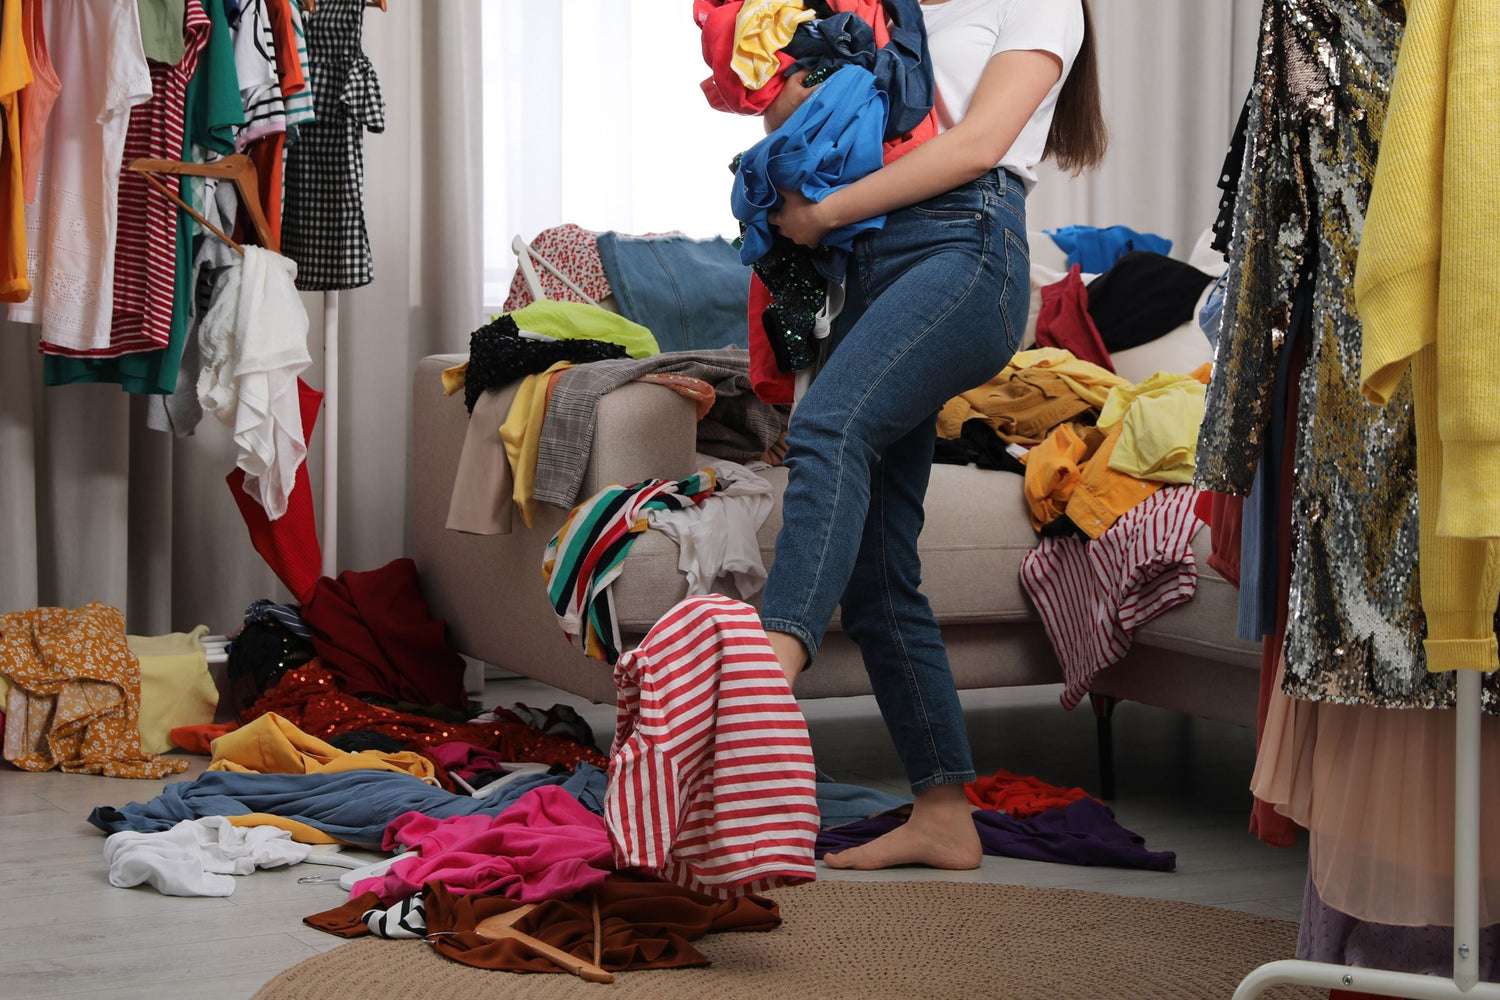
[770,187,836,248]
[764,70,816,133]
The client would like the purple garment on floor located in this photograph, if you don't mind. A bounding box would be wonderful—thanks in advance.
[814,798,1176,871]
[1297,873,1500,981]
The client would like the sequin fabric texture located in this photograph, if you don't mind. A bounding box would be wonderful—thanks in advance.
[1197,0,1495,710]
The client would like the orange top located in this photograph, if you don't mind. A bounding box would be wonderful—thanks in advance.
[0,0,33,301]
[18,0,56,205]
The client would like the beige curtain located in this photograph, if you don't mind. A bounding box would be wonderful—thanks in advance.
[0,0,1260,633]
[1027,0,1264,255]
[0,1,484,635]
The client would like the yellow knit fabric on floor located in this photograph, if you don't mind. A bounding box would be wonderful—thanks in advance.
[208,711,438,781]
[1355,0,1500,672]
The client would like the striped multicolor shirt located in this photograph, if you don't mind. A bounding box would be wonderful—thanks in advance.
[606,594,819,897]
[543,472,717,664]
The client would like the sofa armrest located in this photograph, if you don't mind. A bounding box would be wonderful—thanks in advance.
[582,381,700,497]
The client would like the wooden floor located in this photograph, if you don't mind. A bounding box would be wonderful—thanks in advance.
[0,677,1308,999]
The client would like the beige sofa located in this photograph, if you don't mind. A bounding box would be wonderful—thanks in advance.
[410,237,1262,795]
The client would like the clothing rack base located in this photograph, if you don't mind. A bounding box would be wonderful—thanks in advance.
[1233,671,1494,999]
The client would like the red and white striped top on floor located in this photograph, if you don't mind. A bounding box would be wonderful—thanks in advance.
[1020,485,1205,710]
[605,594,819,898]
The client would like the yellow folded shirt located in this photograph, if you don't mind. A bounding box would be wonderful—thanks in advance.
[1098,371,1208,485]
[130,626,219,755]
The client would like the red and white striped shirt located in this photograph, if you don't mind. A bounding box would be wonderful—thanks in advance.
[65,0,212,359]
[606,594,819,897]
[1020,485,1204,710]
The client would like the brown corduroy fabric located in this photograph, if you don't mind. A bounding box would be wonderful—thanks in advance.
[301,874,781,972]
[266,880,1319,1000]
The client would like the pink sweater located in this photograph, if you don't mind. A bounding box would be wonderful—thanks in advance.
[352,784,612,903]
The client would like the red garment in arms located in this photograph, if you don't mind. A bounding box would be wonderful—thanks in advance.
[964,768,1096,818]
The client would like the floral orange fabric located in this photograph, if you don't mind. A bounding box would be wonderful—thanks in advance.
[0,603,187,778]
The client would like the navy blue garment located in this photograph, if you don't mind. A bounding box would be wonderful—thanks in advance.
[595,233,751,353]
[1045,224,1173,273]
[87,763,610,848]
[783,0,935,140]
[814,798,1176,871]
[732,64,888,267]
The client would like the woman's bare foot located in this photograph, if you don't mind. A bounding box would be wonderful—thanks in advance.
[823,783,981,870]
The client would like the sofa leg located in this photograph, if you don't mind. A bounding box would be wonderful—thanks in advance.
[1089,693,1118,800]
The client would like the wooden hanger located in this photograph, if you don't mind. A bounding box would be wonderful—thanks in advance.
[127,155,277,254]
[473,898,614,984]
[299,1,386,15]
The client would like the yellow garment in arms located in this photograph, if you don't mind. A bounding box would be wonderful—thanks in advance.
[502,360,575,530]
[732,0,815,90]
[1098,370,1208,485]
[1002,347,1131,409]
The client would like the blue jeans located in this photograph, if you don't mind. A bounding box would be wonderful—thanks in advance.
[760,168,1030,795]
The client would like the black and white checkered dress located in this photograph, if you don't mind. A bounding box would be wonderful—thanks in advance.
[282,0,385,291]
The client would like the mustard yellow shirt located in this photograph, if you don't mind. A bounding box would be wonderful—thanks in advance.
[0,0,33,302]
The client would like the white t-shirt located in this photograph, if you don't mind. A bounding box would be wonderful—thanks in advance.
[920,0,1085,191]
[9,0,152,349]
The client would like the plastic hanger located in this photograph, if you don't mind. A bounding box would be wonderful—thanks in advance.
[512,234,600,306]
[127,154,278,254]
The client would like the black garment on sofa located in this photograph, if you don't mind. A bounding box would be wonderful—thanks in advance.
[462,315,629,414]
[1085,252,1215,352]
[932,419,1026,474]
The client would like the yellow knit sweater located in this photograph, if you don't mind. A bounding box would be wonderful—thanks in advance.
[1356,0,1500,672]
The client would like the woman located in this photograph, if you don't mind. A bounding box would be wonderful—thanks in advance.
[758,0,1106,871]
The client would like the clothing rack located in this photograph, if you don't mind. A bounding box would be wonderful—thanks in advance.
[321,290,339,579]
[1234,669,1496,999]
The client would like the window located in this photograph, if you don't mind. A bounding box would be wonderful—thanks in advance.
[480,1,765,311]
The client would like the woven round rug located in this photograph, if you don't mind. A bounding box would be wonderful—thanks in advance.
[255,880,1321,1000]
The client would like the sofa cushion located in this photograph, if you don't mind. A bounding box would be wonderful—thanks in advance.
[612,462,1041,630]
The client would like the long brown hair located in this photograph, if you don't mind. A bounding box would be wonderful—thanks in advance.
[1043,0,1107,173]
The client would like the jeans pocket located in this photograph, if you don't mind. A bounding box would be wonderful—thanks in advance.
[907,186,986,224]
[998,227,1031,355]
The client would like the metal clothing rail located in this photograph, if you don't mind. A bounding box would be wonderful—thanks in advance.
[1234,670,1496,999]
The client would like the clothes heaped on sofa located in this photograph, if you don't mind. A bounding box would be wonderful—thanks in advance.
[595,232,752,353]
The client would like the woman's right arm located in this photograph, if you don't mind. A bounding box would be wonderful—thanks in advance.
[770,48,1065,247]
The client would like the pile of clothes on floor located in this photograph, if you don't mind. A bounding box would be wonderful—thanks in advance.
[1,578,1182,980]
